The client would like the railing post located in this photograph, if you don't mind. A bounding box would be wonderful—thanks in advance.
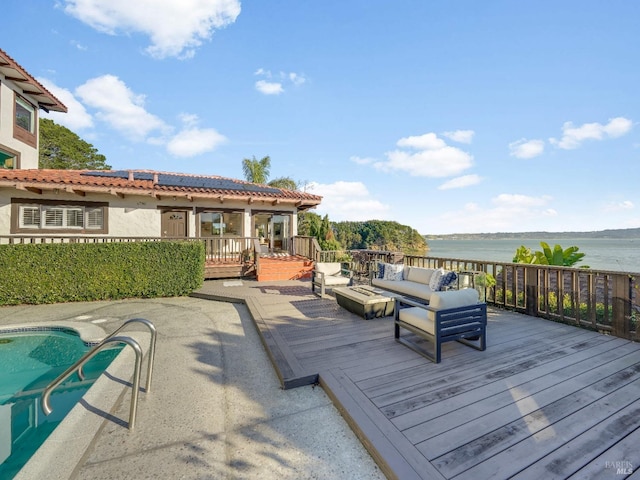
[612,273,631,338]
[524,265,539,317]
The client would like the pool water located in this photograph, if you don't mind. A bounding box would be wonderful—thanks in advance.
[0,329,122,479]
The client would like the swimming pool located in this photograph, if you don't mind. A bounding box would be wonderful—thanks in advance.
[0,328,122,479]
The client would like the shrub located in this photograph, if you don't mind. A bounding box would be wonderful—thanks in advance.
[0,241,204,305]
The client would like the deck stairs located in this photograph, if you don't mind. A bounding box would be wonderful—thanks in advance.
[204,253,314,281]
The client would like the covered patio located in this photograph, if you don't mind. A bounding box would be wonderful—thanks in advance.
[194,279,640,479]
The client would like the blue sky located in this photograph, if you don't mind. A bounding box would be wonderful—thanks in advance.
[4,1,639,234]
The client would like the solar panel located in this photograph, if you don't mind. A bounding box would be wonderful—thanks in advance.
[82,171,282,194]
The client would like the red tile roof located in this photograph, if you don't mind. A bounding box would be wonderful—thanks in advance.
[0,48,67,113]
[0,169,322,209]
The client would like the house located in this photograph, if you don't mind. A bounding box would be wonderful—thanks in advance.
[0,168,322,250]
[0,47,67,169]
[0,48,322,279]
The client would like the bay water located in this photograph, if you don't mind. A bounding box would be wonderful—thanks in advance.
[426,238,640,273]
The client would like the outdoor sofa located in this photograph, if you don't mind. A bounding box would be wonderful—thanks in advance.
[370,263,457,303]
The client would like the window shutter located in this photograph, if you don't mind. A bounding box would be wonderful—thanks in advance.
[44,207,64,227]
[86,208,103,229]
[66,208,84,227]
[21,206,41,227]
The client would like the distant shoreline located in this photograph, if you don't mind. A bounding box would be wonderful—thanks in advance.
[424,227,640,241]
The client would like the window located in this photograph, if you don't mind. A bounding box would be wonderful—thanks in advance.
[0,150,16,169]
[12,200,108,234]
[15,97,35,133]
[199,211,243,237]
[14,95,37,147]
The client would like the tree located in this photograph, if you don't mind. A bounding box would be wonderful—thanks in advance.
[242,155,271,184]
[39,118,110,170]
[241,155,300,190]
[268,176,298,190]
[513,242,589,268]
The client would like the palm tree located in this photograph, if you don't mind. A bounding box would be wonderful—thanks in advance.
[268,176,298,190]
[242,155,271,184]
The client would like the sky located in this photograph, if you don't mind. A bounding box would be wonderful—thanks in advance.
[3,0,640,235]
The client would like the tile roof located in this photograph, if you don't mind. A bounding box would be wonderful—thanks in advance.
[0,48,67,113]
[0,169,322,209]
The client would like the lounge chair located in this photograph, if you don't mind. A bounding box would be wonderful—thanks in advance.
[311,262,353,298]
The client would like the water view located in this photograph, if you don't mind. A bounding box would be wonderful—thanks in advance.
[426,238,640,273]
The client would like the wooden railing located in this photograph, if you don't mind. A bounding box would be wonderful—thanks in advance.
[4,237,636,341]
[0,235,260,264]
[291,236,321,261]
[400,254,638,342]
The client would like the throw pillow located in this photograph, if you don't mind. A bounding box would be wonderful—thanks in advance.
[383,263,404,281]
[429,268,444,290]
[437,271,458,291]
[377,262,386,279]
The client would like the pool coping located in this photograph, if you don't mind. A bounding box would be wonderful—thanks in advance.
[0,321,108,345]
[10,324,151,480]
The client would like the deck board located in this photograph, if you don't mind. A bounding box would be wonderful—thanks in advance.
[192,280,640,479]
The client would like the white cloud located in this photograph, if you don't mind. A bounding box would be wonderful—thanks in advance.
[603,200,635,212]
[350,155,376,165]
[166,127,226,157]
[70,40,88,51]
[37,78,94,130]
[254,68,306,95]
[397,133,446,150]
[380,133,473,177]
[63,0,241,59]
[435,193,556,232]
[442,130,474,144]
[289,72,306,86]
[307,181,390,221]
[255,80,284,95]
[549,116,633,150]
[438,174,482,190]
[509,138,545,159]
[178,113,200,127]
[75,74,169,140]
[492,193,552,207]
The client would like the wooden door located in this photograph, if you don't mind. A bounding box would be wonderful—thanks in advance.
[161,210,188,237]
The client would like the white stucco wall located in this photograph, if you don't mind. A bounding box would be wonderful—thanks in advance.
[0,81,39,169]
[0,188,301,239]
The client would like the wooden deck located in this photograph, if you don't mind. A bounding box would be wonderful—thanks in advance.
[192,279,640,479]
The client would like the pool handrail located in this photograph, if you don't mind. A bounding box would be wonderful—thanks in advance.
[41,336,143,430]
[41,318,156,431]
[77,318,157,393]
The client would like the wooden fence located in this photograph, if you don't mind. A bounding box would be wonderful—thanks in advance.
[402,255,638,342]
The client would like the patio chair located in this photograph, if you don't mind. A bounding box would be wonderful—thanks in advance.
[394,288,486,363]
[311,262,354,298]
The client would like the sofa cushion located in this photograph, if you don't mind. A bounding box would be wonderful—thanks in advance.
[372,278,434,301]
[399,289,481,327]
[315,262,342,276]
[383,263,404,281]
[430,288,479,310]
[399,307,435,335]
[405,266,436,285]
[322,275,352,287]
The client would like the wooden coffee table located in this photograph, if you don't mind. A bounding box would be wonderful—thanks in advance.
[333,285,395,320]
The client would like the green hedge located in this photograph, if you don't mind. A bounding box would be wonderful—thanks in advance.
[0,241,204,305]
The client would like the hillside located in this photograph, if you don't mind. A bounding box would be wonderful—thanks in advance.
[424,227,640,240]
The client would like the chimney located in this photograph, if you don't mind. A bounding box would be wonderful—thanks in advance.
[153,173,158,185]
[128,170,134,181]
